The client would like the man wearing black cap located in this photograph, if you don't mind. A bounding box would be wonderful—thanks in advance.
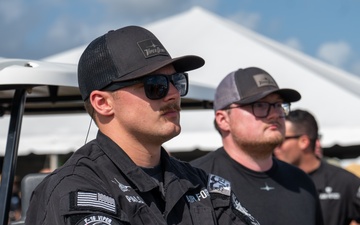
[25,26,259,225]
[192,67,324,225]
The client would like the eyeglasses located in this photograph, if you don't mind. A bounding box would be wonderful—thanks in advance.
[284,135,303,140]
[103,72,188,100]
[228,102,291,118]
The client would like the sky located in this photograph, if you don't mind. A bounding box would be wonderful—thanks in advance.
[1,0,360,78]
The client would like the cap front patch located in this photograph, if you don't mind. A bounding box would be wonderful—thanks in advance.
[137,39,169,58]
[253,74,277,88]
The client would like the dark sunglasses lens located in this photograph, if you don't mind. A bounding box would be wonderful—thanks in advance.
[144,76,168,100]
[172,73,188,96]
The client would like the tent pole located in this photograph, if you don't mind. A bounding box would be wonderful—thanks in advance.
[50,154,58,171]
[0,89,27,225]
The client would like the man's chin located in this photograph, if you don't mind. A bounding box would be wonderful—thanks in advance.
[267,133,284,145]
[161,126,181,143]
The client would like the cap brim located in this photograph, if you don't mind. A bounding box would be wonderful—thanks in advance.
[238,88,301,105]
[114,55,205,82]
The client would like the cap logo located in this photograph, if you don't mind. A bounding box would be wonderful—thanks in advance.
[253,74,277,88]
[137,39,169,58]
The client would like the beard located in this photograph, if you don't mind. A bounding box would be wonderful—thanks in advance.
[233,133,284,160]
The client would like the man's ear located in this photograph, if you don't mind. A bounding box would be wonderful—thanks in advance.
[215,110,230,132]
[299,135,311,150]
[89,90,114,116]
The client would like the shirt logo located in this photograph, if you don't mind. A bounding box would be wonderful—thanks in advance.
[112,178,131,192]
[137,39,169,58]
[207,174,231,196]
[319,186,341,200]
[260,183,275,191]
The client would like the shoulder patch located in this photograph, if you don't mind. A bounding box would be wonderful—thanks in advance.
[71,191,117,214]
[207,174,231,196]
[75,213,121,225]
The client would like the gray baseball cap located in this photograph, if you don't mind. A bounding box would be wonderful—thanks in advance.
[214,67,301,111]
[78,26,205,100]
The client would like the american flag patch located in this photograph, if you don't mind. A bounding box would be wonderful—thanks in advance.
[76,192,116,213]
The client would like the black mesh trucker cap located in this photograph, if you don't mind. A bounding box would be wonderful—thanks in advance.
[214,67,301,111]
[78,26,205,100]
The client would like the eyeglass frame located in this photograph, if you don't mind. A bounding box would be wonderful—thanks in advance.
[227,101,291,118]
[102,72,189,100]
[284,135,303,140]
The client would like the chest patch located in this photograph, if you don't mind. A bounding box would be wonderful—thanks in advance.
[72,191,117,214]
[207,174,231,196]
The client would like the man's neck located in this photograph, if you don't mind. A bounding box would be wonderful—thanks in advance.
[101,127,162,168]
[223,143,274,172]
[128,148,162,168]
[299,154,321,174]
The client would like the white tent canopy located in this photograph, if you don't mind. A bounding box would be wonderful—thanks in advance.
[148,7,360,149]
[45,7,360,150]
[3,7,360,156]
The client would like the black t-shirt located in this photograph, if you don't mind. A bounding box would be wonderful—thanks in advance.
[191,147,324,225]
[309,160,360,225]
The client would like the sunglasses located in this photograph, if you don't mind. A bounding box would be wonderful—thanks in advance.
[103,72,188,100]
